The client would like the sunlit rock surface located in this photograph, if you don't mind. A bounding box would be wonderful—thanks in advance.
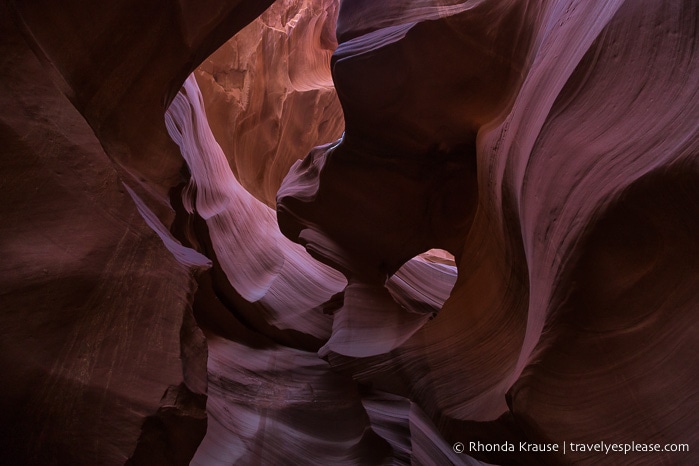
[194,0,345,206]
[167,73,462,463]
[1,0,697,464]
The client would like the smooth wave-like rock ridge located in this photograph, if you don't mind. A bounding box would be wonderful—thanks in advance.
[1,0,697,463]
[166,74,346,333]
[194,0,345,207]
[168,60,460,336]
[166,73,465,463]
[275,0,699,464]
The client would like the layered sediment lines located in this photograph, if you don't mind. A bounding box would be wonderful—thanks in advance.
[274,0,699,464]
[194,0,345,206]
[0,0,275,463]
[1,0,697,464]
[167,73,462,462]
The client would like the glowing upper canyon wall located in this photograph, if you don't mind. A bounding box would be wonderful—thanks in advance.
[0,0,697,464]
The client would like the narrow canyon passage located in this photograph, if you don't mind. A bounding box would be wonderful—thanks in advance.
[0,0,697,465]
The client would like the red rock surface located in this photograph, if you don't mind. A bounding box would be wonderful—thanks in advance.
[1,0,698,464]
[0,0,272,464]
[194,0,345,206]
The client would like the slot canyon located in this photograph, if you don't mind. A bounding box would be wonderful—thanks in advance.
[1,0,697,464]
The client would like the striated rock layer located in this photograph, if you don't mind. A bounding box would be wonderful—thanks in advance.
[166,73,463,463]
[275,0,699,464]
[0,0,274,464]
[1,0,697,464]
[194,0,345,207]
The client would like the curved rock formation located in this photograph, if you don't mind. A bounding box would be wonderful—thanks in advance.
[1,0,697,464]
[275,0,699,464]
[194,0,345,206]
[0,0,274,463]
[166,74,463,462]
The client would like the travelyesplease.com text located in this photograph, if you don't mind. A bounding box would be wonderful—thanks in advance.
[452,440,690,455]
